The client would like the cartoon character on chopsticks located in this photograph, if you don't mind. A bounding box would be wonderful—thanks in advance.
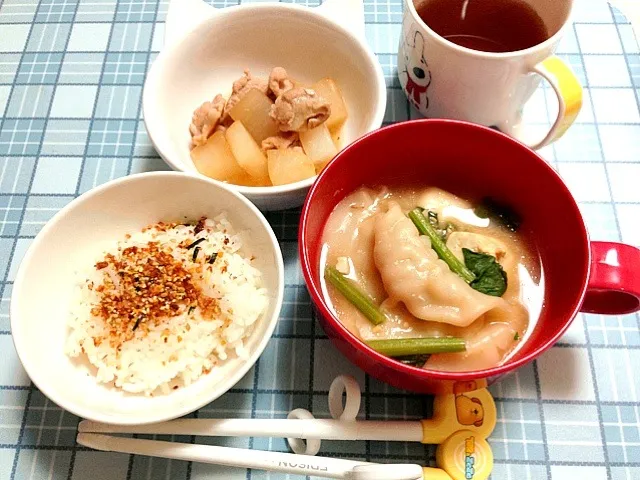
[453,380,485,427]
[400,30,432,110]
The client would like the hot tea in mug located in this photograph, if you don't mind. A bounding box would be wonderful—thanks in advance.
[416,0,549,53]
[399,0,583,149]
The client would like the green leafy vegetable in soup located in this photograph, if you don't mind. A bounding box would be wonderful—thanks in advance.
[410,208,509,297]
[426,210,455,240]
[324,265,387,326]
[408,208,476,284]
[365,337,466,356]
[462,248,508,297]
[427,210,438,228]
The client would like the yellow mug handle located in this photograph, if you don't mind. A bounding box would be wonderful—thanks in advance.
[528,55,583,149]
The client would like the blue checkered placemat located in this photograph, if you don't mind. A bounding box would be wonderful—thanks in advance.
[1,0,640,478]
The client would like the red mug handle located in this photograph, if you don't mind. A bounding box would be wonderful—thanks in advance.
[581,241,640,315]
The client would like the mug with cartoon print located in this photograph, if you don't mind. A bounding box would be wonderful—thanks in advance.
[398,0,583,150]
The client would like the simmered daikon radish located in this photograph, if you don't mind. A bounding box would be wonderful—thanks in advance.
[226,121,270,183]
[191,131,248,183]
[299,123,338,172]
[237,174,271,187]
[229,89,279,143]
[267,149,315,186]
[312,78,348,131]
[331,128,343,149]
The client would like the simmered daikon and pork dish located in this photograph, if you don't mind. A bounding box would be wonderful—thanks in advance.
[320,187,543,372]
[189,68,348,187]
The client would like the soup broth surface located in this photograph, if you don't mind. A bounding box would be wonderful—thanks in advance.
[320,187,543,372]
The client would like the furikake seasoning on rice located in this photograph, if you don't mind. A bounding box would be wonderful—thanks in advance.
[65,215,268,396]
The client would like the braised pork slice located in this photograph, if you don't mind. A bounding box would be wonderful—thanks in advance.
[189,94,226,148]
[270,87,330,132]
[268,67,294,97]
[261,132,300,151]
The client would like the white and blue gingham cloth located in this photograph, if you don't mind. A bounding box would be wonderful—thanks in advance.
[1,0,640,478]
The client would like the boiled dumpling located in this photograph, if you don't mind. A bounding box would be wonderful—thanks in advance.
[364,299,462,341]
[373,203,505,327]
[417,188,472,221]
[323,188,389,302]
[425,303,529,371]
[417,187,490,228]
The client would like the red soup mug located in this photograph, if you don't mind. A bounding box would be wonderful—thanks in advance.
[299,119,640,395]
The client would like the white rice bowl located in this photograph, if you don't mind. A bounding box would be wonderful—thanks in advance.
[65,214,268,396]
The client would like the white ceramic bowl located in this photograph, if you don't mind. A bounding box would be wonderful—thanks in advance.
[143,0,386,211]
[10,172,284,425]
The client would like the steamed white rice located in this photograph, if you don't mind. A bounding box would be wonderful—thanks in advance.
[65,214,268,396]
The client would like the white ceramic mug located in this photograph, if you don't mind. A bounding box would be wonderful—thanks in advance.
[398,0,582,149]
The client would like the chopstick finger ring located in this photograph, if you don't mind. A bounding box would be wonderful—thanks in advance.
[287,408,321,455]
[328,375,361,421]
[287,375,362,455]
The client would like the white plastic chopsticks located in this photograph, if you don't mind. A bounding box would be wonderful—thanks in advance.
[77,375,496,480]
[77,433,426,480]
